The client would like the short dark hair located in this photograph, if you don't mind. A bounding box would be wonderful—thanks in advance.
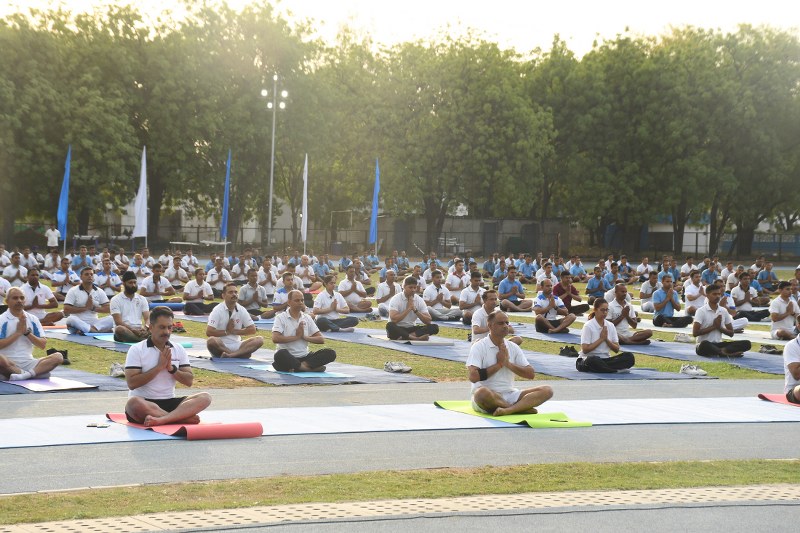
[149,306,174,324]
[404,276,418,287]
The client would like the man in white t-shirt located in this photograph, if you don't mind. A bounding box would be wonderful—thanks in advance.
[50,257,79,302]
[205,283,264,358]
[295,255,322,292]
[257,257,279,298]
[0,287,64,380]
[238,269,271,319]
[139,263,181,303]
[164,256,189,291]
[182,268,216,315]
[683,270,706,316]
[338,265,373,313]
[467,310,553,416]
[769,281,799,340]
[230,254,250,285]
[730,272,770,322]
[386,277,439,341]
[783,336,800,404]
[471,290,521,345]
[577,299,635,373]
[636,257,654,282]
[423,270,462,321]
[95,257,123,298]
[459,271,486,326]
[692,284,751,357]
[127,254,152,281]
[45,224,61,248]
[638,271,661,313]
[608,284,653,345]
[533,279,575,334]
[2,253,28,288]
[114,248,130,272]
[22,268,63,326]
[207,257,233,298]
[123,306,211,426]
[158,249,173,268]
[110,271,151,343]
[42,249,61,279]
[445,259,470,304]
[375,269,402,318]
[180,249,199,271]
[272,289,337,372]
[141,248,156,268]
[63,267,114,334]
[312,275,358,332]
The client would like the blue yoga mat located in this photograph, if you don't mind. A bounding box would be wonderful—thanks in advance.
[148,302,184,310]
[0,366,128,395]
[323,329,711,381]
[90,333,193,349]
[243,364,353,378]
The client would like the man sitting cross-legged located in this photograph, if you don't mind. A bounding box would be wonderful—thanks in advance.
[386,276,440,341]
[769,281,799,340]
[123,306,211,427]
[783,334,800,405]
[376,269,402,318]
[608,284,653,345]
[467,310,553,416]
[652,274,693,328]
[533,279,575,334]
[497,266,532,312]
[576,298,636,373]
[552,273,590,316]
[238,269,271,318]
[22,268,63,326]
[271,289,337,372]
[0,287,64,381]
[64,267,114,334]
[338,265,373,313]
[182,269,217,315]
[312,275,359,332]
[423,270,463,321]
[693,283,751,358]
[730,272,771,323]
[459,271,486,326]
[110,271,151,343]
[205,283,265,359]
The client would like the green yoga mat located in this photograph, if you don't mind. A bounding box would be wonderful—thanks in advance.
[434,400,591,428]
[92,334,193,348]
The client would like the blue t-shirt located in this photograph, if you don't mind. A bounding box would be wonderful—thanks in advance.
[700,269,718,285]
[757,270,777,289]
[313,263,329,278]
[570,264,586,277]
[586,277,611,297]
[396,257,409,269]
[652,288,680,318]
[498,278,525,303]
[379,265,398,279]
[340,257,352,270]
[492,268,508,283]
[518,262,536,278]
[483,260,496,273]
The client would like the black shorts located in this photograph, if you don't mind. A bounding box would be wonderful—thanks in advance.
[535,319,562,333]
[126,396,187,423]
[786,389,800,405]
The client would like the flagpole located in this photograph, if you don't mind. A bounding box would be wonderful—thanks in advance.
[220,149,232,258]
[57,145,71,259]
[301,154,308,255]
[368,158,380,257]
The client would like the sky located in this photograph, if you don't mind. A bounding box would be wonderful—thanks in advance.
[1,0,798,56]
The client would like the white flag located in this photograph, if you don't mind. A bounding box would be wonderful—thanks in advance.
[132,146,148,238]
[301,153,308,243]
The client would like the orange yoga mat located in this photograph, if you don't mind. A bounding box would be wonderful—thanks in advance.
[43,324,67,329]
[757,393,800,407]
[106,412,263,440]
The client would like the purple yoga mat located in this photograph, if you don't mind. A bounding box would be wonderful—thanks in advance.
[3,376,97,392]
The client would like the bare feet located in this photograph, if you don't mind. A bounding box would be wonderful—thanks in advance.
[493,406,537,416]
[143,414,200,426]
[339,327,355,333]
[409,334,429,341]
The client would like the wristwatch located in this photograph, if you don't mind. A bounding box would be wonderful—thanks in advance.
[23,328,31,337]
[168,364,178,374]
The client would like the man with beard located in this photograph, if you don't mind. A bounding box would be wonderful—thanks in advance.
[111,271,151,343]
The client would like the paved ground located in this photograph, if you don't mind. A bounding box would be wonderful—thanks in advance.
[0,378,794,496]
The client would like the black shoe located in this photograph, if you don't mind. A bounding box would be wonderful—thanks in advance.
[54,348,71,365]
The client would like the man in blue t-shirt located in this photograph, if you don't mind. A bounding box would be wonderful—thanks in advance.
[585,267,612,304]
[652,274,693,328]
[497,266,532,312]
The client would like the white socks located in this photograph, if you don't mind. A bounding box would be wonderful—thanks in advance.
[9,370,34,381]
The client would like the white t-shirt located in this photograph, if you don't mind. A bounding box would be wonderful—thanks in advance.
[276,275,304,291]
[158,254,173,267]
[680,263,695,276]
[608,298,637,336]
[110,292,149,328]
[64,284,109,324]
[124,339,190,399]
[465,336,529,395]
[636,263,654,276]
[639,280,661,302]
[730,285,758,311]
[459,286,485,312]
[470,306,492,343]
[533,292,566,321]
[2,265,28,287]
[423,284,452,310]
[445,271,469,298]
[231,263,250,281]
[182,280,213,303]
[693,303,733,344]
[406,275,426,293]
[139,276,173,302]
[207,268,232,290]
[684,282,706,310]
[45,228,61,247]
[181,255,199,270]
[51,269,79,295]
[0,310,44,363]
[207,303,255,349]
[43,255,61,273]
[726,272,740,290]
[295,265,315,285]
[376,281,402,303]
[19,254,38,270]
[272,310,320,356]
[535,272,559,285]
[337,278,366,306]
[164,266,189,287]
[257,266,279,295]
[0,277,10,299]
[94,270,122,298]
[313,290,349,319]
[21,283,55,320]
[783,337,800,393]
[579,318,619,359]
[770,296,798,333]
[238,283,267,311]
[127,264,152,279]
[388,293,427,328]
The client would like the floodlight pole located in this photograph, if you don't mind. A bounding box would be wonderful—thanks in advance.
[267,75,278,249]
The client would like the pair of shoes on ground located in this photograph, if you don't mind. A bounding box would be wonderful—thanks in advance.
[384,361,412,373]
[109,362,125,377]
[759,344,782,355]
[559,345,579,357]
[363,312,382,321]
[48,348,69,365]
[680,364,707,376]
[172,321,186,333]
[674,333,693,343]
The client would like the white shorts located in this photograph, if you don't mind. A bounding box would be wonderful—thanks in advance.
[471,388,521,414]
[771,328,799,340]
[221,337,242,352]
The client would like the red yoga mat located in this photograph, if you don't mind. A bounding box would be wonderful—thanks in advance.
[757,393,800,407]
[106,412,263,440]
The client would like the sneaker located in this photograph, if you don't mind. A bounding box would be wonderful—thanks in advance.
[173,321,186,333]
[384,361,412,373]
[759,344,781,355]
[680,364,707,376]
[674,333,693,344]
[109,362,125,378]
[378,307,389,318]
[365,312,381,321]
[559,346,579,358]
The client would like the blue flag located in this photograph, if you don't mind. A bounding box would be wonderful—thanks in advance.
[57,145,71,237]
[220,149,231,240]
[368,159,380,245]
